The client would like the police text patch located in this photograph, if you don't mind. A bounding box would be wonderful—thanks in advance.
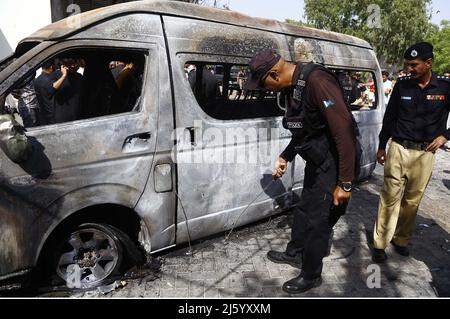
[286,122,303,129]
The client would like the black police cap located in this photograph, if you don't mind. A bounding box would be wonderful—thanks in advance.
[404,42,434,60]
[246,49,281,90]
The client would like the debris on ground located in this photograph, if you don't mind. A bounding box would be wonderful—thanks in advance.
[97,280,127,295]
[123,257,162,283]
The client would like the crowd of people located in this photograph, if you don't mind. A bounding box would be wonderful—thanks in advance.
[9,57,141,128]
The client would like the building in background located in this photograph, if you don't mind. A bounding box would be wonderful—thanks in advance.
[0,0,137,61]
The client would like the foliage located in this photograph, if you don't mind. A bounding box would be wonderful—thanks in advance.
[303,0,433,64]
[426,20,450,74]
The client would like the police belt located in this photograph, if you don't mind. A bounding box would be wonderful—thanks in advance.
[392,137,429,151]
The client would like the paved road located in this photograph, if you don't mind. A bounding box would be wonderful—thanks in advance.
[71,150,450,298]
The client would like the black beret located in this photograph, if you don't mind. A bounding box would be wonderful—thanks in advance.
[246,49,281,90]
[404,42,434,60]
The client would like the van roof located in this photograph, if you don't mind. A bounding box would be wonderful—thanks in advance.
[21,0,372,49]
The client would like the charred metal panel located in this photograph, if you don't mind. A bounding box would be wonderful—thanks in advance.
[0,194,27,275]
[162,16,288,60]
[72,14,161,43]
[280,23,371,49]
[133,28,176,252]
[290,37,377,69]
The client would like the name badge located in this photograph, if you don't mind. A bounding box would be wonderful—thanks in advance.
[401,96,412,101]
[286,122,304,129]
[426,95,446,101]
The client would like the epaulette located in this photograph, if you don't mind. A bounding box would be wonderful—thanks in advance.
[437,75,450,82]
[398,76,412,81]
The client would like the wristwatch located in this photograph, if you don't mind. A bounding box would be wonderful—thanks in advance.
[338,181,353,192]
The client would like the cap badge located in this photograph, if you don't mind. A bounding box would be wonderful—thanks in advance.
[411,50,418,57]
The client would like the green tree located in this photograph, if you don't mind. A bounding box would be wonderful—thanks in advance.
[426,20,450,74]
[303,0,432,65]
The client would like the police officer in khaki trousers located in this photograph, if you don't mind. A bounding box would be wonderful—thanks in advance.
[372,42,450,263]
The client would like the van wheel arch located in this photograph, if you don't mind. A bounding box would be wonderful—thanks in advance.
[34,204,147,289]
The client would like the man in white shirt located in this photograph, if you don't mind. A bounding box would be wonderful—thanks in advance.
[382,71,393,112]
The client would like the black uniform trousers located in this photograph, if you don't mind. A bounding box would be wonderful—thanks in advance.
[285,150,347,280]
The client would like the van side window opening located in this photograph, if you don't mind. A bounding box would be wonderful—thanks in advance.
[4,49,146,128]
[184,62,284,120]
[331,69,378,111]
[184,63,377,119]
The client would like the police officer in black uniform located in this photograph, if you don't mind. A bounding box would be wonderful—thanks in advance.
[246,49,358,293]
[372,42,450,262]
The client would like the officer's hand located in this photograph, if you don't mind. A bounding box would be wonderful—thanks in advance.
[272,157,288,180]
[333,186,351,206]
[426,135,448,153]
[377,149,386,165]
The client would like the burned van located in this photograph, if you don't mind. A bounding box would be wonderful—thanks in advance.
[0,0,383,290]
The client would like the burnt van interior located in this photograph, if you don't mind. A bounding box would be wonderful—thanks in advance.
[184,62,378,120]
[185,62,284,120]
[3,49,146,128]
[331,69,378,111]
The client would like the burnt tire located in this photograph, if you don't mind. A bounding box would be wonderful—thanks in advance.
[52,223,124,290]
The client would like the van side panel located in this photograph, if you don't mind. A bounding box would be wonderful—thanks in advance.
[163,16,293,243]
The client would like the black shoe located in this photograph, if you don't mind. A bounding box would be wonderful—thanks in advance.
[391,241,410,256]
[372,248,387,263]
[267,250,302,268]
[282,275,322,294]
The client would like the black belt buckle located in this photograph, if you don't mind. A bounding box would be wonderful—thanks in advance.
[394,138,427,151]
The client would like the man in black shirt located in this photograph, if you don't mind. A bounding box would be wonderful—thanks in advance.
[246,49,357,293]
[372,42,450,263]
[34,60,57,125]
[53,58,83,123]
[34,58,83,125]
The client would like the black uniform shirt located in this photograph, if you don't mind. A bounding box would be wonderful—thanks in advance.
[280,63,356,182]
[379,73,450,149]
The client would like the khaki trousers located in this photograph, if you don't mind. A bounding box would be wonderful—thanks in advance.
[373,141,435,249]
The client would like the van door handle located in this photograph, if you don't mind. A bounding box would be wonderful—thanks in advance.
[124,132,151,144]
[185,127,196,146]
